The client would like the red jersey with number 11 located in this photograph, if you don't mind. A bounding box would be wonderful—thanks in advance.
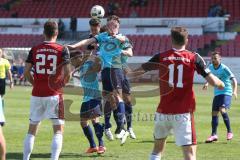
[142,49,210,114]
[26,42,70,97]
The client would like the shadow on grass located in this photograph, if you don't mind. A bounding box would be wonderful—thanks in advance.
[132,140,175,144]
[7,152,114,159]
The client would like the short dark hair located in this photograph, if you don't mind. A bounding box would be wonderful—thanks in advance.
[171,27,188,46]
[100,25,107,33]
[44,20,58,38]
[211,51,221,56]
[107,15,120,24]
[89,18,101,26]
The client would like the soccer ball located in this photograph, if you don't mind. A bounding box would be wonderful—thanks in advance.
[90,5,105,18]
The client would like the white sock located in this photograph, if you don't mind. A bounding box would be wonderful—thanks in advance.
[51,133,63,160]
[149,153,161,160]
[23,134,35,160]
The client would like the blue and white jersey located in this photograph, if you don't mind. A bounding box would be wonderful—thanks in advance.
[79,60,101,102]
[95,32,131,69]
[208,63,235,96]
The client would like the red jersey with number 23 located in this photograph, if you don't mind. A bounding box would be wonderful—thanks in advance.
[26,42,70,97]
[142,49,210,114]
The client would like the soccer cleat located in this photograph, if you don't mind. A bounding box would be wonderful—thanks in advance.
[227,132,233,140]
[128,128,136,139]
[121,131,129,145]
[85,147,98,154]
[205,135,218,143]
[97,146,106,154]
[116,129,126,139]
[105,128,114,141]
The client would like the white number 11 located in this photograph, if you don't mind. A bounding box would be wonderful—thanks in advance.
[168,64,183,88]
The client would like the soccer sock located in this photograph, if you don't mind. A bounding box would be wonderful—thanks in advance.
[51,133,63,160]
[221,112,232,133]
[23,134,35,160]
[149,153,161,160]
[211,116,219,135]
[82,125,96,148]
[117,101,125,129]
[93,123,104,146]
[125,103,133,130]
[104,101,112,129]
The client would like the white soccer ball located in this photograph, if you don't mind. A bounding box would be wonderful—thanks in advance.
[90,5,105,18]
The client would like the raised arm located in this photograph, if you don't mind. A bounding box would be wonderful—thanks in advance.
[68,37,97,49]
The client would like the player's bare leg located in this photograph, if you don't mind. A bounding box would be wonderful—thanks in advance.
[182,145,197,160]
[0,127,6,160]
[51,123,64,160]
[23,123,39,160]
[150,138,167,160]
[219,107,233,140]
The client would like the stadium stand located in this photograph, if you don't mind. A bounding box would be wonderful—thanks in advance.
[214,35,240,57]
[0,34,44,47]
[128,34,217,56]
[0,0,238,19]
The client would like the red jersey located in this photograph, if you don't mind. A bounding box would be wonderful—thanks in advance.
[26,42,70,97]
[142,49,210,114]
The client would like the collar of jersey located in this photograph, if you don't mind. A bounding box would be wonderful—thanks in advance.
[172,48,185,52]
[213,63,221,70]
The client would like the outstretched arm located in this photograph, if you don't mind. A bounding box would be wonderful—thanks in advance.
[205,73,225,89]
[68,38,97,49]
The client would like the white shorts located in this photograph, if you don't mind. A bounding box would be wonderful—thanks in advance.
[154,112,196,146]
[29,95,65,125]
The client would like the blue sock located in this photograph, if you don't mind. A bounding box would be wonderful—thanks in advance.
[93,123,104,146]
[82,125,96,148]
[211,116,218,135]
[222,112,232,133]
[117,102,125,129]
[125,103,133,130]
[104,101,112,129]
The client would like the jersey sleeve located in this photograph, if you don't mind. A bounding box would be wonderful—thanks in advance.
[5,60,10,70]
[25,49,34,64]
[121,38,133,49]
[62,47,70,64]
[194,53,210,78]
[141,53,160,71]
[223,66,235,79]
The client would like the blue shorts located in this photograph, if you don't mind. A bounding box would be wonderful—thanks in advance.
[80,99,102,119]
[122,74,131,95]
[101,68,124,92]
[212,94,232,111]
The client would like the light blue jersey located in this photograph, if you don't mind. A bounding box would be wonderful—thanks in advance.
[79,60,101,102]
[208,63,234,96]
[95,32,132,69]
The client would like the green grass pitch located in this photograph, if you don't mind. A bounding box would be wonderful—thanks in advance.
[3,85,240,159]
